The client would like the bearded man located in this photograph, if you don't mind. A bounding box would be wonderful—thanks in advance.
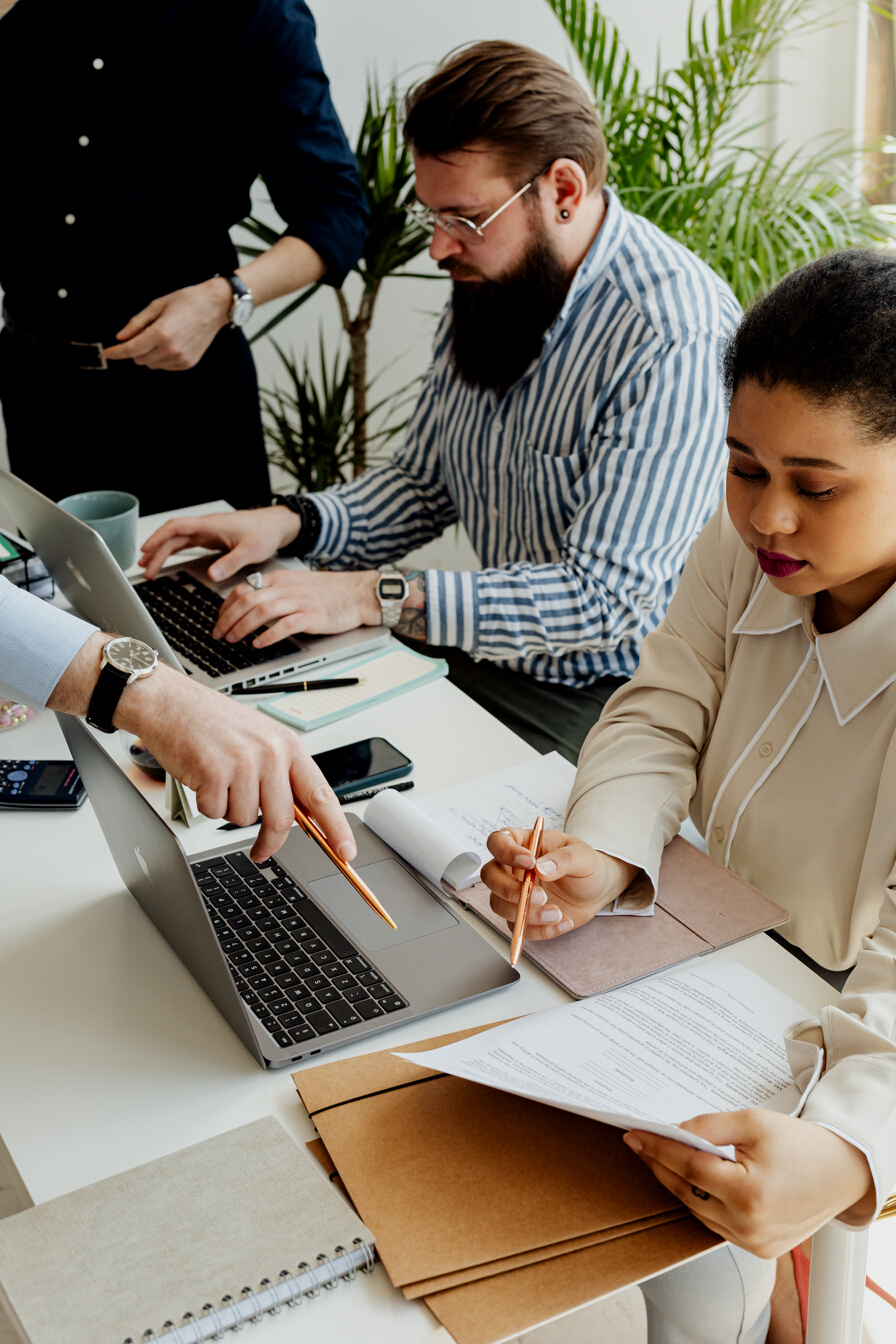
[140,41,741,761]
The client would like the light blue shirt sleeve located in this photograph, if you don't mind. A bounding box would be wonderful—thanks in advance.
[0,576,98,708]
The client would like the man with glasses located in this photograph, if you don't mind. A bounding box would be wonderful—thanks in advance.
[140,41,741,761]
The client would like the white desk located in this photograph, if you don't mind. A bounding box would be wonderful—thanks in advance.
[0,507,843,1344]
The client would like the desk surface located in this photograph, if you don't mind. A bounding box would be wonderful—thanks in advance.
[0,506,840,1344]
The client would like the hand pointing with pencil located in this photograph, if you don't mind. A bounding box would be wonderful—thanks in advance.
[482,828,640,946]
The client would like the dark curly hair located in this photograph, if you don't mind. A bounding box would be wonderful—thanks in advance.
[722,250,896,441]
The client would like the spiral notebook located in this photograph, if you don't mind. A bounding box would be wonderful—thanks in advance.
[0,1117,375,1344]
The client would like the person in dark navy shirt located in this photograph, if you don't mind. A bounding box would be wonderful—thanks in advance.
[0,0,367,515]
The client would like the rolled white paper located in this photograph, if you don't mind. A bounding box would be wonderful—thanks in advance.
[364,788,481,891]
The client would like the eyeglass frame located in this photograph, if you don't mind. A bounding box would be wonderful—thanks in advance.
[406,174,542,247]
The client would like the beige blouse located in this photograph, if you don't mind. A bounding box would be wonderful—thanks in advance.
[567,505,896,1216]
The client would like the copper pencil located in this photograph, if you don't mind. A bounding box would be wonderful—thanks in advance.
[510,815,544,966]
[293,803,397,930]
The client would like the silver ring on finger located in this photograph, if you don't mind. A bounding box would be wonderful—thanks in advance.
[246,571,264,591]
[691,1185,710,1201]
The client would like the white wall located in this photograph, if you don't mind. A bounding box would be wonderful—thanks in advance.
[0,0,869,569]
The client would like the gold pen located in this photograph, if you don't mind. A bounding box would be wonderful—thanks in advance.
[510,815,544,966]
[293,803,397,930]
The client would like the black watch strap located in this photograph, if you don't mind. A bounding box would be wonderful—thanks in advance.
[273,494,323,558]
[86,662,131,734]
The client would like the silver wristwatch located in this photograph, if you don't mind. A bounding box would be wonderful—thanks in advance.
[86,637,158,734]
[375,568,409,628]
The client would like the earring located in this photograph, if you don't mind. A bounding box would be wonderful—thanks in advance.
[559,209,570,220]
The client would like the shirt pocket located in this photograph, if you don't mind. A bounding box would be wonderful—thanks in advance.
[508,439,590,562]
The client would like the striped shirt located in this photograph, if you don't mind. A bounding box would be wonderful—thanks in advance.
[308,188,742,684]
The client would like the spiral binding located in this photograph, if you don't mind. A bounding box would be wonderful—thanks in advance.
[122,1240,376,1344]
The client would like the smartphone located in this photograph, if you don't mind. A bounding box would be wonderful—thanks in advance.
[0,760,86,809]
[311,737,412,798]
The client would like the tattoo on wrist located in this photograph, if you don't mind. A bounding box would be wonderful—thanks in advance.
[395,569,427,642]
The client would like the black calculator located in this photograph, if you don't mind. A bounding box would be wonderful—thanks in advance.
[0,760,86,809]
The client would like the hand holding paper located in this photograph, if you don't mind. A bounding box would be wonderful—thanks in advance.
[625,1107,875,1257]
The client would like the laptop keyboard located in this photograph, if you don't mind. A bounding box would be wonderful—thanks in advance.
[137,571,300,678]
[190,850,407,1051]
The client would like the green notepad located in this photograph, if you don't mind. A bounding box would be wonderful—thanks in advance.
[259,645,448,731]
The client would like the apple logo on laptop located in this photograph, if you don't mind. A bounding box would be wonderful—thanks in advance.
[65,557,92,591]
[133,847,153,883]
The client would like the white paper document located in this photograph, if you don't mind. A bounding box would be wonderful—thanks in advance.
[364,788,481,891]
[416,751,575,866]
[396,962,820,1160]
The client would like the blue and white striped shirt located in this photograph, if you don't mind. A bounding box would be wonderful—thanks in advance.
[309,189,742,684]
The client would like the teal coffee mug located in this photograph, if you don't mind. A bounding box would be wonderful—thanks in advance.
[58,490,140,570]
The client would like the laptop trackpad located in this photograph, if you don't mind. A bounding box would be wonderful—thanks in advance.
[309,859,457,952]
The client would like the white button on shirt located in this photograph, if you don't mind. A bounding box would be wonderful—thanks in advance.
[568,504,896,1219]
[64,214,75,225]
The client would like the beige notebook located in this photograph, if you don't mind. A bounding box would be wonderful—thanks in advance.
[0,1117,374,1344]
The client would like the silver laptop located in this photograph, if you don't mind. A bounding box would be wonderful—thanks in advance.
[59,716,519,1069]
[0,468,388,690]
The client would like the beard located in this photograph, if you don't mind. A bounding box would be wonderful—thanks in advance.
[446,226,571,394]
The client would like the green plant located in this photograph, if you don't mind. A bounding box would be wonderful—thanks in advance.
[262,335,416,495]
[546,0,896,304]
[240,77,437,480]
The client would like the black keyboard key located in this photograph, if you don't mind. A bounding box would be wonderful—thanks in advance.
[279,917,308,934]
[330,1002,362,1029]
[258,985,283,1003]
[273,877,297,890]
[332,974,357,991]
[328,963,348,978]
[272,1030,294,1048]
[355,998,385,1021]
[356,969,380,987]
[228,949,252,968]
[219,937,242,955]
[305,1009,338,1035]
[227,852,257,879]
[279,1010,304,1028]
[303,940,324,954]
[304,975,328,993]
[311,950,336,967]
[245,873,269,887]
[240,961,262,978]
[342,956,370,975]
[248,974,271,990]
[256,917,277,933]
[257,949,279,965]
[292,960,316,979]
[265,960,288,978]
[274,972,299,990]
[191,858,220,873]
[267,998,291,1016]
[210,915,225,931]
[317,986,340,1004]
[246,936,268,953]
[290,1024,316,1043]
[342,986,367,1004]
[368,982,391,999]
[300,904,357,961]
[293,996,320,1015]
[381,996,407,1013]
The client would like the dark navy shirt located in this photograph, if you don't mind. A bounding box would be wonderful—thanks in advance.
[0,0,368,338]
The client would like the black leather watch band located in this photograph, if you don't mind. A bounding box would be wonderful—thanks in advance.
[86,662,131,734]
[272,494,323,558]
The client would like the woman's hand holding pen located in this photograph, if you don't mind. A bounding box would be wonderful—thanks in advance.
[482,829,639,940]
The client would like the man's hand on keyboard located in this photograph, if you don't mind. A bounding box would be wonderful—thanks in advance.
[139,507,300,582]
[214,569,381,646]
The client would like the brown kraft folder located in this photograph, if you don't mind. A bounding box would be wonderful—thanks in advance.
[294,1023,720,1343]
[456,835,789,997]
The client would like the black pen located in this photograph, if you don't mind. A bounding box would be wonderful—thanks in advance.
[230,677,364,696]
[216,777,414,829]
[338,779,415,804]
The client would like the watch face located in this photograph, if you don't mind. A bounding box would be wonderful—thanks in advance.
[107,637,157,674]
[231,294,254,327]
[378,577,407,601]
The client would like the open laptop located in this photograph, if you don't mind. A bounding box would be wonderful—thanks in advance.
[59,715,519,1069]
[0,467,389,690]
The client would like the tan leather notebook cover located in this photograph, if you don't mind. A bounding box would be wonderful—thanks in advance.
[457,835,789,997]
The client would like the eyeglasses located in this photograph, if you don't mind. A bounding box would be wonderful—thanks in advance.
[406,179,535,248]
